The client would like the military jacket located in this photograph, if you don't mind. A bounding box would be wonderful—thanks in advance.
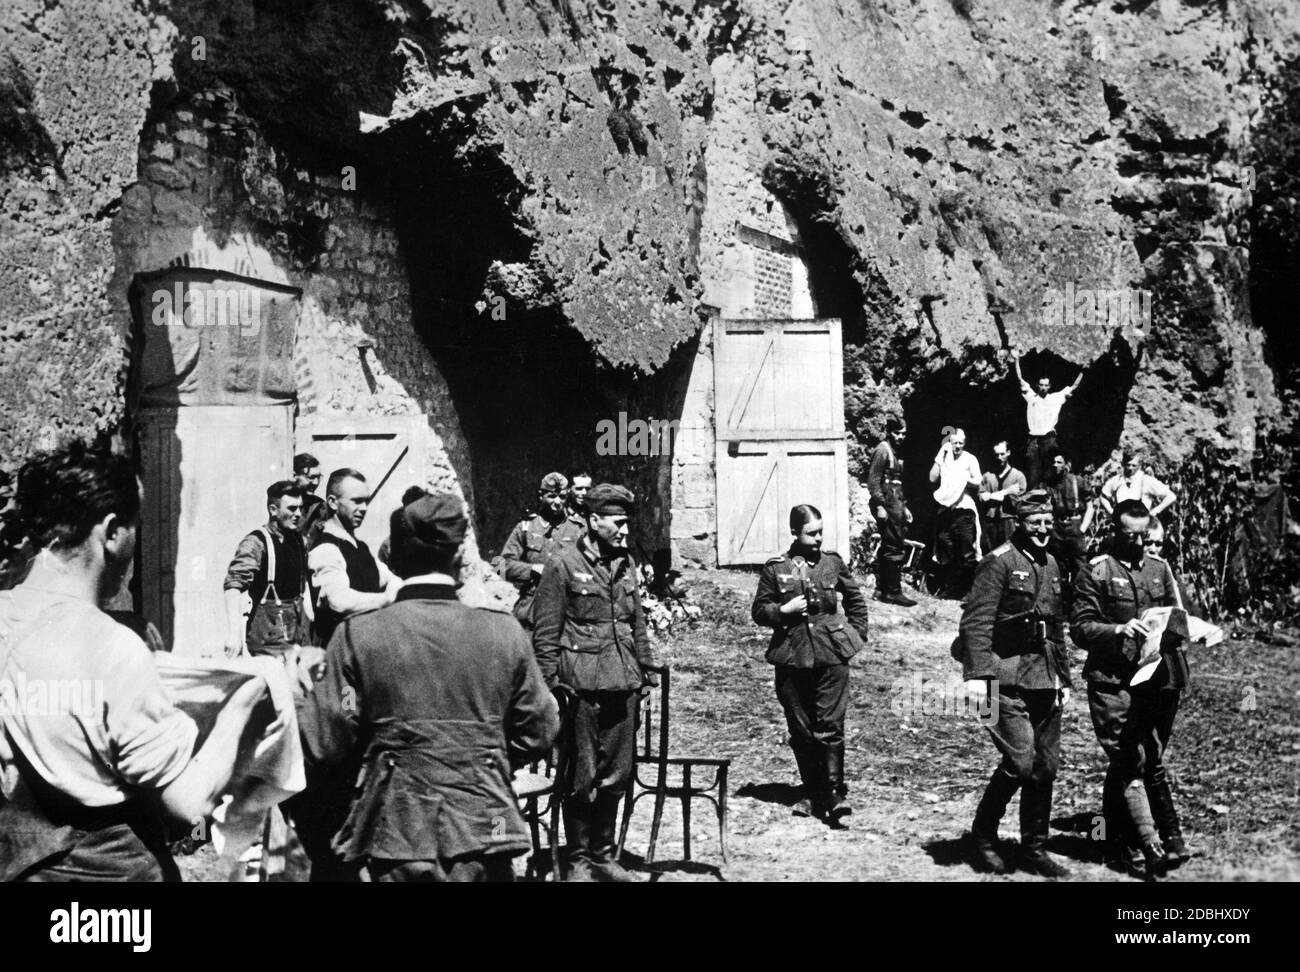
[531,537,656,691]
[751,549,870,669]
[958,541,1072,689]
[297,583,559,864]
[496,512,585,623]
[1071,552,1190,689]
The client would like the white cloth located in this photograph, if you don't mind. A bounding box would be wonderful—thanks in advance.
[1024,389,1069,436]
[154,653,305,867]
[0,588,197,808]
[933,449,982,558]
[933,450,982,511]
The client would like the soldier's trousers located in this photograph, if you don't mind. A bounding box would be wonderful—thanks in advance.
[567,690,639,805]
[1088,682,1180,846]
[976,686,1061,839]
[775,664,850,788]
[877,497,908,596]
[1025,432,1057,489]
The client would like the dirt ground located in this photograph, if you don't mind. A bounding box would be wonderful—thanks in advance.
[178,567,1300,883]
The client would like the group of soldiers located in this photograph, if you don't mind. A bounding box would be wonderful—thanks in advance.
[957,489,1191,880]
[1,394,1190,882]
[869,355,1178,606]
[214,456,658,882]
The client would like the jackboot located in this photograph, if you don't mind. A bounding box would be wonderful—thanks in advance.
[1101,764,1138,871]
[1146,772,1189,869]
[1018,780,1069,878]
[876,560,916,606]
[1125,780,1166,881]
[587,793,640,883]
[969,768,1019,874]
[790,741,819,817]
[563,801,598,882]
[823,744,851,823]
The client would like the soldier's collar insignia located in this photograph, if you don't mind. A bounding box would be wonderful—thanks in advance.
[574,571,593,582]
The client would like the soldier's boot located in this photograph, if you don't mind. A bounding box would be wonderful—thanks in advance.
[1125,780,1167,881]
[876,559,916,607]
[790,742,819,817]
[1146,772,1189,870]
[563,801,598,883]
[1018,780,1070,879]
[587,793,640,883]
[822,744,852,824]
[1100,764,1140,873]
[969,768,1019,874]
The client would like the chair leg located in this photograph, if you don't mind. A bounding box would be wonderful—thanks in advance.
[617,785,635,858]
[648,783,667,865]
[681,764,692,862]
[717,765,729,865]
[526,797,541,881]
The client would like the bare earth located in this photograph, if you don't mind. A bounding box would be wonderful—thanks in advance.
[179,568,1300,882]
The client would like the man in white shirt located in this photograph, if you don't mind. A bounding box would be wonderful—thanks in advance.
[929,427,982,598]
[1099,451,1176,523]
[0,442,262,881]
[1015,353,1083,488]
[306,468,398,649]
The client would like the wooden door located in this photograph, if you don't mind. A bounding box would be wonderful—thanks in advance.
[714,318,850,564]
[137,405,292,655]
[295,414,430,553]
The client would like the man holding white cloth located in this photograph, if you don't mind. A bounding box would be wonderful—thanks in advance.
[930,427,982,599]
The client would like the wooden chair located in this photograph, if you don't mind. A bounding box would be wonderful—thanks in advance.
[617,664,730,866]
[513,685,575,882]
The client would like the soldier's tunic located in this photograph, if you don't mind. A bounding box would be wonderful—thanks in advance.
[751,549,869,796]
[497,512,585,628]
[958,539,1070,842]
[297,579,558,881]
[1070,551,1189,849]
[867,441,909,596]
[531,536,656,804]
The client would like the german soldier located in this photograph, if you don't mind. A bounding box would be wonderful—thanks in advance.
[752,504,870,824]
[958,489,1072,877]
[531,483,657,881]
[1071,498,1191,879]
[867,416,915,607]
[497,471,585,629]
[297,494,559,882]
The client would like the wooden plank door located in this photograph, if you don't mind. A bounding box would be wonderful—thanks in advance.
[295,414,430,554]
[714,318,850,564]
[137,405,292,655]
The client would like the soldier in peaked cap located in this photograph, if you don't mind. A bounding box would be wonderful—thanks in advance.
[298,493,559,882]
[752,503,870,824]
[497,471,585,629]
[1071,498,1191,881]
[531,483,659,881]
[957,488,1072,878]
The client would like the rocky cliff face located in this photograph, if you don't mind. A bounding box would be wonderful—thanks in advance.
[2,0,1297,604]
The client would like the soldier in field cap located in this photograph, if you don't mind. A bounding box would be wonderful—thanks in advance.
[957,488,1072,878]
[532,482,659,881]
[497,471,584,629]
[298,492,558,882]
